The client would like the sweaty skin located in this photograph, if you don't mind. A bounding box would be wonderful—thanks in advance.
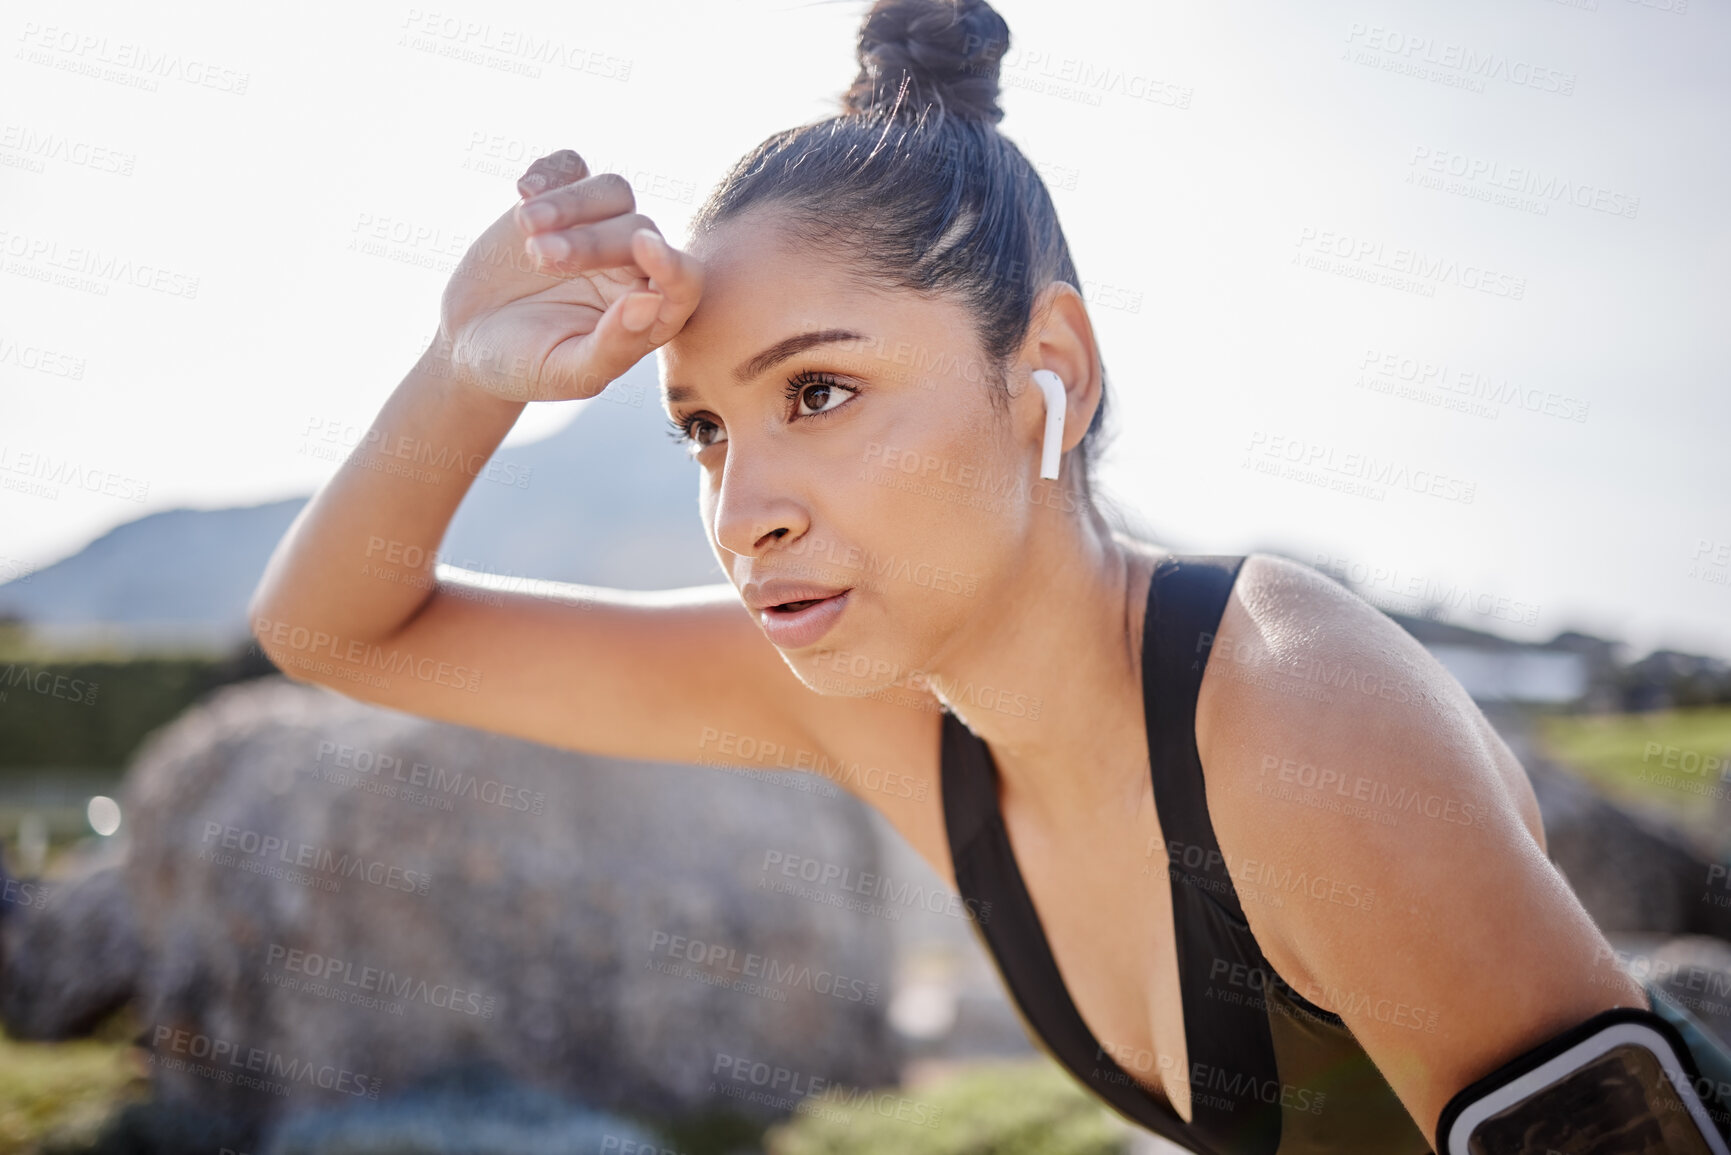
[251,152,1642,1152]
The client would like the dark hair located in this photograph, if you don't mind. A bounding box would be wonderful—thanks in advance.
[690,0,1114,509]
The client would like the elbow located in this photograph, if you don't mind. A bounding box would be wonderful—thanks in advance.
[246,592,281,657]
[245,596,306,683]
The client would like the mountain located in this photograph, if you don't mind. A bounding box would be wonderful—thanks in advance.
[0,362,723,650]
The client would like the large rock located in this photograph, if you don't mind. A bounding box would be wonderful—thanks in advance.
[77,675,897,1132]
[0,841,139,1037]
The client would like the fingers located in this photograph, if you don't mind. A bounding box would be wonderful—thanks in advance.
[523,211,661,276]
[517,150,588,201]
[515,172,634,234]
[629,229,704,335]
[543,290,667,395]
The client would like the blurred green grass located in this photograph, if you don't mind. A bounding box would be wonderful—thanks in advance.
[763,1058,1132,1155]
[0,1009,145,1155]
[0,1030,1129,1155]
[1534,705,1731,852]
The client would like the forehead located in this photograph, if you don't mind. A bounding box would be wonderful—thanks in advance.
[658,207,969,392]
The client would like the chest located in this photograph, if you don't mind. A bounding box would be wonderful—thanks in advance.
[881,767,1202,1122]
[998,782,1198,1122]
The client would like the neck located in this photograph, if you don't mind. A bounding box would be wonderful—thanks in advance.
[924,500,1161,825]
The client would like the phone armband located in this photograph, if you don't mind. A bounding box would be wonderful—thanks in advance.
[1436,1005,1731,1155]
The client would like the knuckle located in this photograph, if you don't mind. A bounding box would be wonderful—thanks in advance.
[520,149,588,192]
[560,229,597,265]
[590,172,635,209]
[551,149,589,178]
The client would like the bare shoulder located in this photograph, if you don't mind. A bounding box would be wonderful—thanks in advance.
[1199,553,1543,847]
[1191,552,1633,1146]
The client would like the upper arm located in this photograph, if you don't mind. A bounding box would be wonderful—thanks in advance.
[252,566,882,774]
[1196,553,1644,1148]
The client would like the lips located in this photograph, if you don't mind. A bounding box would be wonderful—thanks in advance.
[772,599,821,612]
[751,586,853,649]
[743,580,853,614]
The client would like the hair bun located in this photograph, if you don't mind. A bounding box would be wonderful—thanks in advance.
[842,0,1010,124]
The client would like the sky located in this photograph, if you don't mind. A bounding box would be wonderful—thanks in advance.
[2,0,1727,661]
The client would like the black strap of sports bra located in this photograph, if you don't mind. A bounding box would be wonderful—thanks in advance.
[942,553,1401,1154]
[941,709,1213,1152]
[1146,554,1253,922]
[1146,554,1287,1152]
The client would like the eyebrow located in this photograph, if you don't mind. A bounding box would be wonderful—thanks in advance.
[663,328,867,406]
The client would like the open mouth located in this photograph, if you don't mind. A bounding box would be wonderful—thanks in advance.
[755,588,852,648]
[771,597,832,613]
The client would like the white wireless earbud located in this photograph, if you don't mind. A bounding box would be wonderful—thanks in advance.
[1030,369,1066,481]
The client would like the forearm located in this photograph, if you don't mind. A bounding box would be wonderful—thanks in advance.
[249,340,526,653]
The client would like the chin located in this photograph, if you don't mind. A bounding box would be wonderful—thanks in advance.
[792,637,934,703]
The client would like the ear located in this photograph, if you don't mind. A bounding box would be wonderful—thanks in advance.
[1010,281,1103,460]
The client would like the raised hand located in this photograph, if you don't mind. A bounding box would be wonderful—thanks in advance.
[432,149,703,402]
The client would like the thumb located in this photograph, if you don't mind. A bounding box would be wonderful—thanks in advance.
[543,290,664,398]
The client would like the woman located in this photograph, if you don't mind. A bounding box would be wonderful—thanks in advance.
[249,1,1731,1151]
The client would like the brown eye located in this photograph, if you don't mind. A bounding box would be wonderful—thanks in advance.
[797,381,835,414]
[664,414,728,453]
[785,370,859,421]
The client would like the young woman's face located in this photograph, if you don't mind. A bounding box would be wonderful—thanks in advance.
[659,205,1051,698]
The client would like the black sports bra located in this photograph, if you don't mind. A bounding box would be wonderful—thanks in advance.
[938,553,1435,1154]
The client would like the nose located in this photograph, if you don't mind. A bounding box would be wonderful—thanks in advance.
[710,443,811,560]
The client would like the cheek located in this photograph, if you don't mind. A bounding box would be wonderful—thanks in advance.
[849,422,1021,608]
